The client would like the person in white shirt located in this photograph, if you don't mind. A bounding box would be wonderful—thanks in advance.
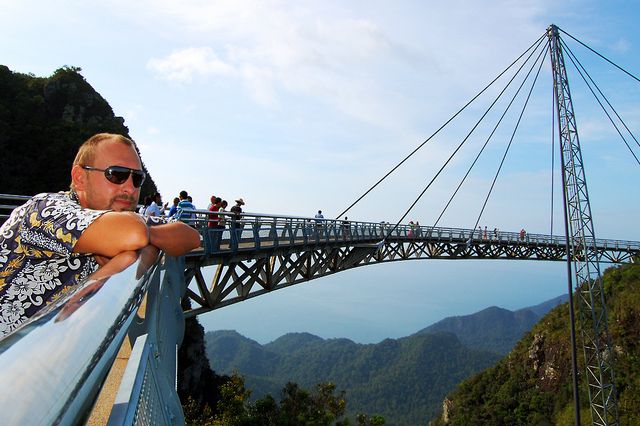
[146,192,165,217]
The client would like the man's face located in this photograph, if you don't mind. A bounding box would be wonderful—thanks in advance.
[74,139,143,211]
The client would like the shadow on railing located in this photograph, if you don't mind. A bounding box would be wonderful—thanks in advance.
[0,246,187,425]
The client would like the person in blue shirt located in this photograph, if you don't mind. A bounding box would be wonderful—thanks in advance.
[168,197,180,217]
[176,190,196,225]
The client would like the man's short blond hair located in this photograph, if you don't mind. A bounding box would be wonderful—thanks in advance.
[70,133,136,190]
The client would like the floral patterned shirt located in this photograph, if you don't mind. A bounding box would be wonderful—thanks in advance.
[0,192,107,337]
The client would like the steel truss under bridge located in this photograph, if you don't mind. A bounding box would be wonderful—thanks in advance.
[181,213,639,317]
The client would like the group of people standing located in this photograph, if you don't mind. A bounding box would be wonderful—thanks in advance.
[138,190,246,231]
[207,195,245,229]
[477,226,500,240]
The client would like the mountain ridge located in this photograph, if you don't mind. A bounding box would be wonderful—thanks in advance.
[205,295,566,425]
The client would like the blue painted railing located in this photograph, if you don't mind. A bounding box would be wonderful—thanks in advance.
[178,209,640,257]
[0,247,186,425]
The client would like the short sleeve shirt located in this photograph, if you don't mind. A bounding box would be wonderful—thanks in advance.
[0,192,107,336]
[176,200,196,221]
[146,202,161,217]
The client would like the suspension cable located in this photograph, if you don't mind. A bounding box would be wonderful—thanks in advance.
[472,43,549,232]
[561,40,640,166]
[559,28,640,84]
[384,38,549,238]
[335,32,548,219]
[562,39,640,151]
[432,39,551,229]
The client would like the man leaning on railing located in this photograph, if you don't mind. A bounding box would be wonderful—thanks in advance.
[0,133,200,337]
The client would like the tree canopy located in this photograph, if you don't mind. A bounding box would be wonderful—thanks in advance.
[0,65,156,196]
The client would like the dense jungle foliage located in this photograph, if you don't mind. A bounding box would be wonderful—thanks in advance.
[431,260,640,425]
[203,297,566,425]
[0,65,156,196]
[184,374,386,426]
[205,329,500,424]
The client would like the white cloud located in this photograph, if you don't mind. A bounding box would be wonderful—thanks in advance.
[611,38,630,53]
[147,47,234,81]
[131,0,554,131]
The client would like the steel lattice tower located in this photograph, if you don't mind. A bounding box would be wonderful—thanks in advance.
[547,25,619,425]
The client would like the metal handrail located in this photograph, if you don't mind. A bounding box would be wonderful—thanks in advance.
[0,194,31,220]
[0,247,186,425]
[3,196,638,251]
[175,208,640,255]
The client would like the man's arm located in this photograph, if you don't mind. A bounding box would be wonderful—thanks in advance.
[74,212,200,257]
[74,212,149,257]
[149,222,201,256]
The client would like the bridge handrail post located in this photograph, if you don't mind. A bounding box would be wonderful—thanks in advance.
[230,216,239,251]
[252,217,261,250]
[302,219,310,245]
[109,254,186,425]
[268,217,278,241]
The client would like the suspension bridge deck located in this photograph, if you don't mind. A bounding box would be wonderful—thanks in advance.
[180,211,639,317]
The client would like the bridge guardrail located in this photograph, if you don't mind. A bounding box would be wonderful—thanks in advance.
[3,195,638,254]
[0,194,31,222]
[0,246,186,425]
[173,208,640,257]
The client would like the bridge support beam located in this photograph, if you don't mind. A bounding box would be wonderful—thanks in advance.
[548,24,619,426]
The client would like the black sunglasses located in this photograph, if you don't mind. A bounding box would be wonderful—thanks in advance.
[81,165,146,188]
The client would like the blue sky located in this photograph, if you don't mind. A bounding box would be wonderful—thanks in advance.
[2,0,639,343]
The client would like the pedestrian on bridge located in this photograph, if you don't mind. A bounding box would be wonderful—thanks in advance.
[176,191,196,226]
[139,195,152,215]
[145,192,164,217]
[520,228,527,241]
[342,216,350,238]
[315,210,324,233]
[208,196,222,228]
[231,198,245,242]
[218,200,229,228]
[168,197,179,217]
[0,133,200,337]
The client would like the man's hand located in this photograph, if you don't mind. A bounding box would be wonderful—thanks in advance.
[94,255,111,267]
[149,222,201,256]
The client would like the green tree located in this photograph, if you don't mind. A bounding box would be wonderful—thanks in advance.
[213,373,252,425]
[208,373,384,426]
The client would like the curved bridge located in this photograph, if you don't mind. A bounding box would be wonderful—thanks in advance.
[182,210,640,317]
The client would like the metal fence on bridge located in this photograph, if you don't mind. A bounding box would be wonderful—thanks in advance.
[177,208,640,259]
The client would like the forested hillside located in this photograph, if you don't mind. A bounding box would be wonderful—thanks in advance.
[0,65,156,196]
[431,260,640,425]
[416,294,567,355]
[205,295,566,425]
[206,330,500,425]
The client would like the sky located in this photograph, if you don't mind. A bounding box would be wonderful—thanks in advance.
[2,0,639,344]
